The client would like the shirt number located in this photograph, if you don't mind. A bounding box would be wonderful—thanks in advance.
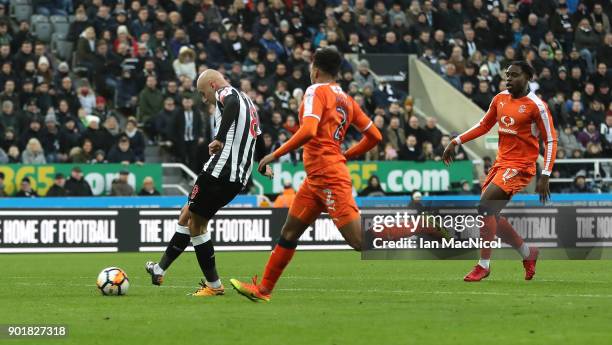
[334,106,347,141]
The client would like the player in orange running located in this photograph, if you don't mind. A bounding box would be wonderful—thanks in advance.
[230,47,382,301]
[442,61,557,282]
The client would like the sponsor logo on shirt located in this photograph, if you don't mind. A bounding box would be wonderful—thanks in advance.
[499,115,518,135]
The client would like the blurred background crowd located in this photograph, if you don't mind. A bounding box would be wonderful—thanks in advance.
[0,0,610,197]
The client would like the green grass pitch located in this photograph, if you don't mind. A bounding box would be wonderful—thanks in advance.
[2,251,612,345]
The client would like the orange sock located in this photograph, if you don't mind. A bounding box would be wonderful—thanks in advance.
[480,215,497,260]
[260,240,296,293]
[496,217,524,248]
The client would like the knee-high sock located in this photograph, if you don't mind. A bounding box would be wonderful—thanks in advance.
[497,217,531,259]
[159,223,191,271]
[480,215,497,260]
[260,237,297,293]
[192,232,220,286]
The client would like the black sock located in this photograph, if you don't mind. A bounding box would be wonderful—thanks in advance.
[278,236,298,249]
[159,232,190,270]
[194,240,219,283]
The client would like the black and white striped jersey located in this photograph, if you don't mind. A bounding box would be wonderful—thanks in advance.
[202,86,262,186]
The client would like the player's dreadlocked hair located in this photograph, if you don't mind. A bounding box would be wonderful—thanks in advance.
[510,60,535,80]
[313,47,342,78]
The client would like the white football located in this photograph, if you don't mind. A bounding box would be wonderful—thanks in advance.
[96,267,130,296]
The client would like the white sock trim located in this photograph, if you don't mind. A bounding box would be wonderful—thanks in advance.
[519,243,530,259]
[206,279,222,289]
[176,223,190,235]
[191,232,211,246]
[153,263,165,275]
[478,259,490,269]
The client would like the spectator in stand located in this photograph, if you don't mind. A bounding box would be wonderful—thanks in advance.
[0,100,26,136]
[386,116,406,152]
[59,118,81,159]
[92,148,107,162]
[173,46,197,81]
[174,96,203,172]
[399,134,420,161]
[574,19,598,74]
[138,176,161,196]
[422,117,442,148]
[108,135,138,164]
[46,173,67,197]
[138,75,164,138]
[76,27,97,69]
[65,166,93,196]
[81,115,113,153]
[21,138,46,164]
[19,117,43,150]
[418,141,436,161]
[7,145,20,163]
[155,97,178,144]
[41,113,61,163]
[558,125,583,156]
[110,170,134,196]
[443,63,461,90]
[283,115,299,135]
[359,175,385,197]
[404,115,426,148]
[577,121,601,148]
[124,117,146,162]
[0,0,604,198]
[77,82,96,115]
[15,177,37,197]
[568,171,593,193]
[354,60,376,89]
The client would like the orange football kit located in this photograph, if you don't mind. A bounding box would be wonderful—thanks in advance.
[452,90,558,195]
[272,83,377,228]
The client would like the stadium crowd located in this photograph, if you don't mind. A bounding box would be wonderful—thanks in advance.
[0,0,610,196]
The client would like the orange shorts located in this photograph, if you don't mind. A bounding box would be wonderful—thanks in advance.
[288,163,360,228]
[482,166,534,196]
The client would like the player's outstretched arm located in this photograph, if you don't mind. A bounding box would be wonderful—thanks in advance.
[344,124,382,159]
[444,96,499,165]
[344,96,382,159]
[452,96,499,145]
[209,93,240,155]
[257,116,319,173]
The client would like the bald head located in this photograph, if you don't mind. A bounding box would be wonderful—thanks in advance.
[196,69,229,104]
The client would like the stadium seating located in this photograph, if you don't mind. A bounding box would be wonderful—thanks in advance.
[50,15,70,37]
[31,14,52,42]
[10,0,33,22]
[0,0,609,198]
[51,32,73,61]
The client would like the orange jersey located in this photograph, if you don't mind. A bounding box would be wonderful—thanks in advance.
[299,83,373,175]
[454,90,558,176]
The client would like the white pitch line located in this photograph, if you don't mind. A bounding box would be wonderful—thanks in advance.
[11,282,612,299]
[7,276,612,284]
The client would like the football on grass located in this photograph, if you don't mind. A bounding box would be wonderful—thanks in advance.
[96,267,130,296]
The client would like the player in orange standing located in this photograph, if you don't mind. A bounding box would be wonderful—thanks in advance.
[442,61,557,282]
[230,47,382,301]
